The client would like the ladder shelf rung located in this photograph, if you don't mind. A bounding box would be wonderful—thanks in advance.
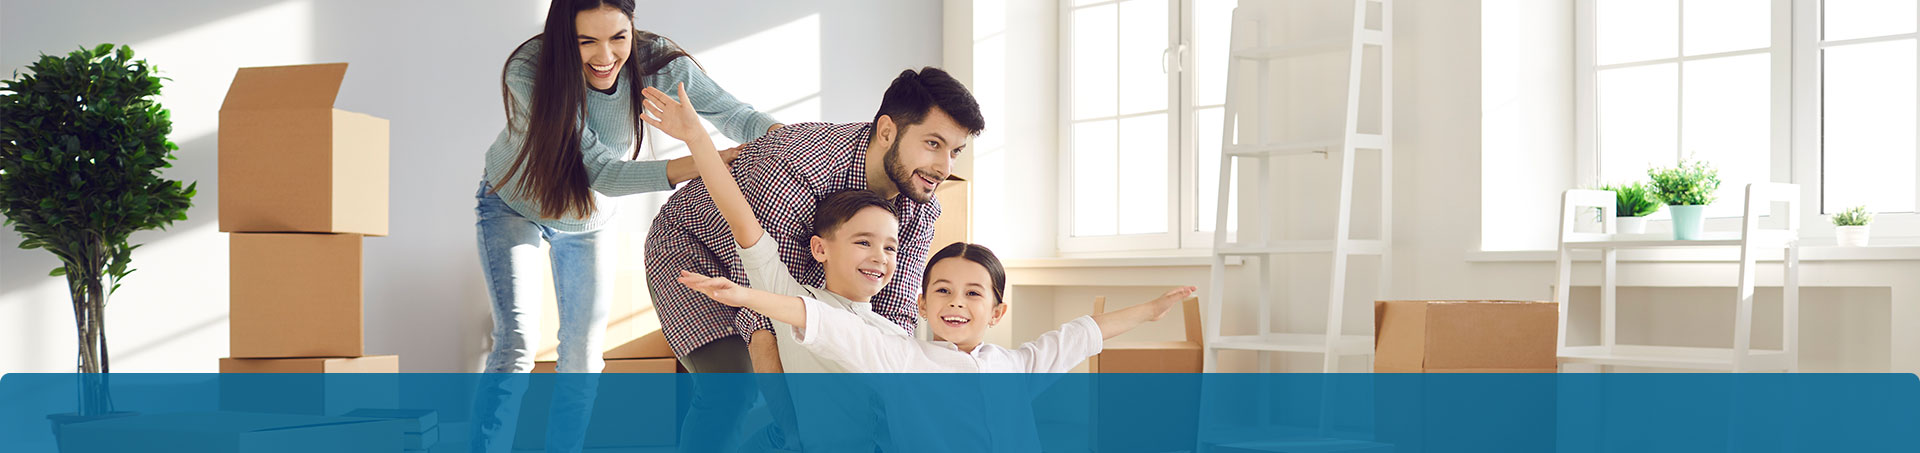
[1215,240,1386,256]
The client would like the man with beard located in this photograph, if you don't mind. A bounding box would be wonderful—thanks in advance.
[644,67,983,449]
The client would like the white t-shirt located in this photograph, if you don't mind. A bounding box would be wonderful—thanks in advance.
[792,296,1106,373]
[735,232,913,373]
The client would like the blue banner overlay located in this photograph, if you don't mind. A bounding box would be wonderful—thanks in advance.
[2,373,1915,452]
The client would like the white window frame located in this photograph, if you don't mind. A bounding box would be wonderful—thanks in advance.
[1791,0,1920,239]
[1058,0,1216,254]
[1576,0,1920,241]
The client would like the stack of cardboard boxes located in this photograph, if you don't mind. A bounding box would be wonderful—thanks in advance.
[215,63,395,374]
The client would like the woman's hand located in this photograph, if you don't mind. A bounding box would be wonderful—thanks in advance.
[640,83,708,143]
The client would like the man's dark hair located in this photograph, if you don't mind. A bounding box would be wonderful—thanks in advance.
[873,67,986,135]
[813,189,899,238]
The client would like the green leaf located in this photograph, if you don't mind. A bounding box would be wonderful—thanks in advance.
[0,42,192,300]
[50,267,66,277]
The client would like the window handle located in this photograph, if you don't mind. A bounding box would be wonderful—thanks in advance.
[1163,43,1190,74]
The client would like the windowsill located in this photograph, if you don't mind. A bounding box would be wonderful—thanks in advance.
[1004,250,1243,269]
[1466,244,1920,263]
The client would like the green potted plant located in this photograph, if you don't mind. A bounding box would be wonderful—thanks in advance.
[0,44,195,425]
[1647,158,1720,240]
[1832,205,1873,247]
[1603,182,1662,234]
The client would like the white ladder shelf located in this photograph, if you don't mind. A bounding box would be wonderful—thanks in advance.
[1553,183,1802,372]
[1204,0,1392,373]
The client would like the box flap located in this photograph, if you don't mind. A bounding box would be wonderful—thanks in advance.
[221,63,349,111]
[1372,300,1430,372]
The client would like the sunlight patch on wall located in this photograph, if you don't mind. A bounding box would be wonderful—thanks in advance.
[133,0,315,144]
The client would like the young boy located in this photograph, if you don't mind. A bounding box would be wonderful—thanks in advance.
[642,83,917,451]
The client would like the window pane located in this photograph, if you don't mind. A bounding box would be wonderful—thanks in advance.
[1196,107,1233,233]
[1119,113,1170,235]
[1684,0,1770,56]
[1194,0,1235,107]
[1824,0,1917,42]
[1597,0,1678,65]
[1823,40,1917,213]
[1072,4,1117,120]
[1074,120,1119,237]
[1598,63,1679,185]
[1119,0,1170,115]
[1681,54,1771,218]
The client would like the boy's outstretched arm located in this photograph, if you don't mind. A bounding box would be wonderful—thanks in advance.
[1090,286,1199,340]
[641,83,768,248]
[677,270,808,328]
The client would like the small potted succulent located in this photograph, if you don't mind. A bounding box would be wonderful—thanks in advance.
[1647,159,1720,240]
[1604,182,1661,234]
[1832,205,1873,247]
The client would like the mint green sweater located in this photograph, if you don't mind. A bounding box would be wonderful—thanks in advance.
[484,37,778,231]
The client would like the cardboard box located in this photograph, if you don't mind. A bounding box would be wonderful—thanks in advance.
[219,63,388,236]
[530,357,682,374]
[59,412,406,453]
[342,408,438,433]
[517,358,680,448]
[220,355,397,373]
[229,233,364,358]
[217,356,399,416]
[1088,296,1202,373]
[1086,296,1203,453]
[1372,300,1559,373]
[930,174,970,250]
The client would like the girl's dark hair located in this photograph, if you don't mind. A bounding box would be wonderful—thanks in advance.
[923,242,1008,305]
[494,0,701,219]
[813,190,898,238]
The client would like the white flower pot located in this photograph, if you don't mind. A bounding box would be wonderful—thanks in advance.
[1616,216,1648,234]
[1836,225,1870,247]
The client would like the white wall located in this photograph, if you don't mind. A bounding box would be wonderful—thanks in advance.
[0,0,943,373]
[1480,0,1575,251]
[953,0,1060,259]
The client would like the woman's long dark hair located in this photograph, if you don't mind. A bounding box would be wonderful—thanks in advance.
[494,0,699,220]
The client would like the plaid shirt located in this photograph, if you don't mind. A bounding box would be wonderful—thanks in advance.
[645,122,940,357]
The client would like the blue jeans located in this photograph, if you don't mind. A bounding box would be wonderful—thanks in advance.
[469,180,610,452]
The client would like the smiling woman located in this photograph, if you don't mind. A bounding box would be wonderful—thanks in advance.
[469,0,782,451]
